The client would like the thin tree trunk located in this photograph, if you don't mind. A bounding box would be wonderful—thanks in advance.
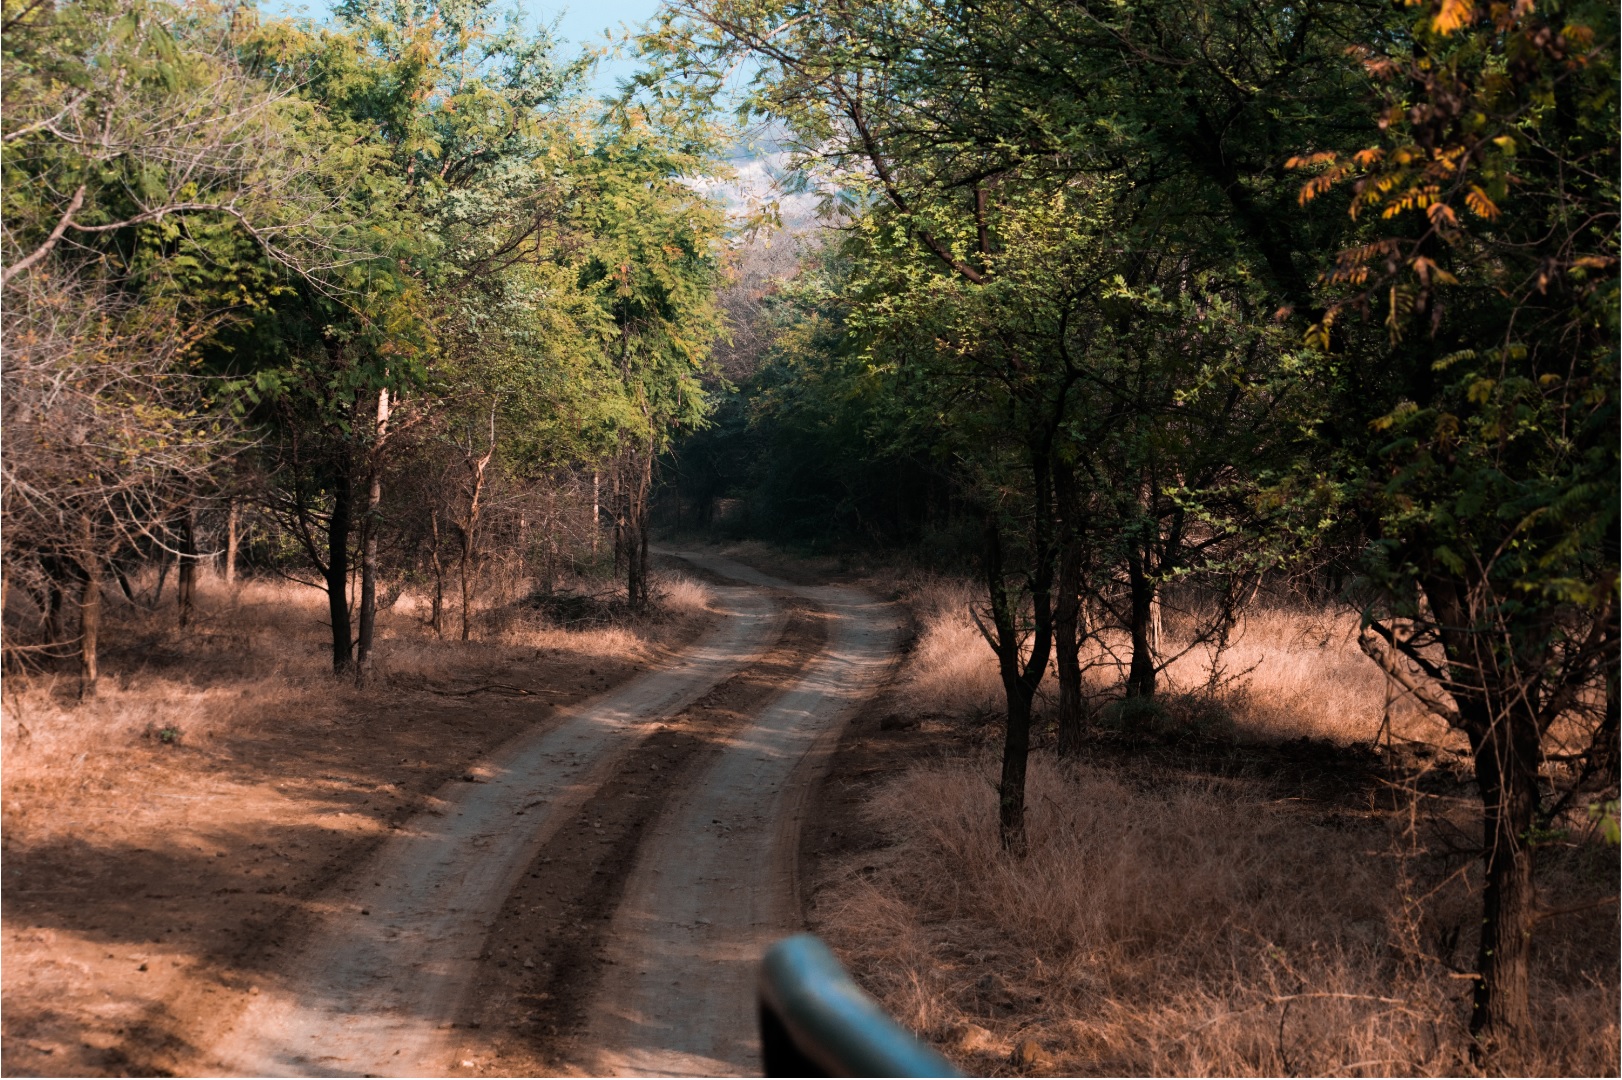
[460,530,475,641]
[1055,540,1085,756]
[152,554,170,607]
[77,518,100,699]
[983,449,1057,853]
[454,401,496,642]
[326,464,355,674]
[629,445,652,608]
[45,565,65,649]
[592,469,600,556]
[1465,696,1541,1052]
[224,498,240,586]
[176,505,197,628]
[984,518,1051,854]
[357,389,390,677]
[429,508,445,638]
[1126,551,1157,698]
[613,465,627,578]
[1054,461,1086,756]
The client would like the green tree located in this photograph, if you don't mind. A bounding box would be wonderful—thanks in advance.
[1290,0,1619,1048]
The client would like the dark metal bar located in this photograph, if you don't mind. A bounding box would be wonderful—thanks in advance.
[758,933,964,1078]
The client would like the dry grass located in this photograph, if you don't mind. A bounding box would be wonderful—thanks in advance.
[816,579,1619,1076]
[1,568,712,817]
[886,578,1450,748]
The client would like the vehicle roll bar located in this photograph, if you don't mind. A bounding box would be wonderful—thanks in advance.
[758,933,964,1077]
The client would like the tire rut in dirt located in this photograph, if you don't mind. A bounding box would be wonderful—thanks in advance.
[447,601,827,1076]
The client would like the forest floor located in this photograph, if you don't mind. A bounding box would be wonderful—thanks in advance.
[2,544,1616,1078]
[0,545,903,1078]
[1,558,718,1076]
[802,575,1620,1077]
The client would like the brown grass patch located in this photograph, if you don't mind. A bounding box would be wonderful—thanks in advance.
[0,565,711,1077]
[811,580,1619,1077]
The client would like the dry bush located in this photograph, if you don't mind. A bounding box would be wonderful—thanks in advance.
[816,754,1619,1076]
[893,575,1006,721]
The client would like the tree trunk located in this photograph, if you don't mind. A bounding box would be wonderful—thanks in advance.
[44,562,65,649]
[1126,551,1157,698]
[626,446,653,610]
[984,520,1030,852]
[454,401,495,643]
[1466,699,1541,1052]
[356,389,390,678]
[176,505,197,628]
[613,466,627,579]
[1055,540,1086,756]
[429,508,445,639]
[326,464,354,674]
[152,553,170,607]
[592,469,601,556]
[1420,573,1540,1053]
[983,460,1056,854]
[77,519,100,699]
[460,530,475,641]
[356,478,380,673]
[224,498,240,586]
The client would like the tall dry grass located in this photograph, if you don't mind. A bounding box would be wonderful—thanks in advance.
[1,568,712,827]
[819,579,1618,1076]
[888,577,1447,748]
[818,755,1618,1076]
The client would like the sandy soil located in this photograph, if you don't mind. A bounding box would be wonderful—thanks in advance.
[3,547,907,1079]
[584,555,903,1077]
[1,575,712,1078]
[202,580,786,1076]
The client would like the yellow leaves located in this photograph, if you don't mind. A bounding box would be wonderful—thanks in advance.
[1464,185,1500,219]
[1426,200,1458,227]
[1284,151,1338,169]
[1379,184,1441,219]
[1467,377,1497,404]
[1431,0,1477,34]
[1286,153,1354,205]
[1410,256,1458,286]
[1353,148,1385,167]
[1298,171,1347,205]
[1492,135,1517,154]
[1370,399,1419,432]
[1304,320,1333,352]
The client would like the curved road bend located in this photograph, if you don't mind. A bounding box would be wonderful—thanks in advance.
[208,581,785,1078]
[587,551,903,1077]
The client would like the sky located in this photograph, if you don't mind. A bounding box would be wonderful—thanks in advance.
[263,0,666,94]
[530,0,663,95]
[260,0,815,222]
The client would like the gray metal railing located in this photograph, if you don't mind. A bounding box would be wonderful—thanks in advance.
[758,934,964,1078]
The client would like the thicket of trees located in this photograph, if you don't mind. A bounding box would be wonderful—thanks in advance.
[647,0,1618,1050]
[4,0,1616,1058]
[3,0,730,681]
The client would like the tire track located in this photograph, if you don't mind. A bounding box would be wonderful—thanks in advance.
[448,601,829,1075]
[586,554,903,1077]
[204,584,785,1078]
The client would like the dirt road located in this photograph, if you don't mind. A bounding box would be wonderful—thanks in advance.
[203,551,898,1077]
[586,557,902,1077]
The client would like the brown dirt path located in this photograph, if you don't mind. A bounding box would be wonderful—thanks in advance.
[198,583,785,1077]
[583,553,904,1077]
[1,575,711,1078]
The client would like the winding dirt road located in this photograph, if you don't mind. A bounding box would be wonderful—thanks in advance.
[204,551,899,1077]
